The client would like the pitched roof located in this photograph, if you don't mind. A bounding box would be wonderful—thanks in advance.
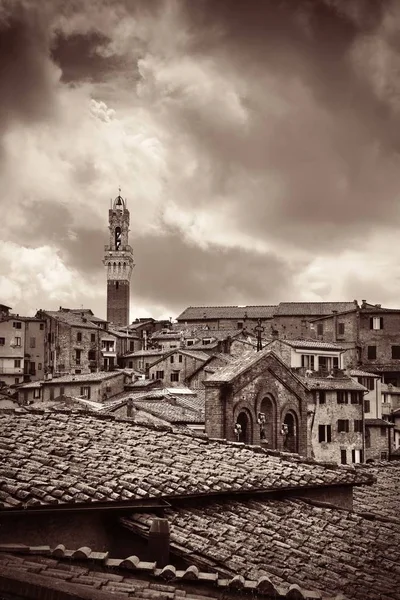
[275,302,357,316]
[365,418,394,427]
[132,399,204,424]
[277,339,345,351]
[354,463,400,522]
[350,369,380,378]
[39,310,102,330]
[125,494,400,600]
[0,545,340,600]
[176,306,277,321]
[0,412,372,509]
[299,376,367,391]
[44,371,124,384]
[381,383,400,394]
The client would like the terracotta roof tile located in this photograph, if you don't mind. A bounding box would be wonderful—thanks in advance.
[177,306,277,321]
[0,546,340,600]
[0,412,372,509]
[125,495,400,600]
[275,302,356,316]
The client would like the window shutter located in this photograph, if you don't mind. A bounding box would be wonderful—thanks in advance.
[318,425,325,442]
[327,425,331,443]
[369,317,373,329]
[352,449,355,462]
[311,355,314,370]
[301,355,305,368]
[380,317,384,329]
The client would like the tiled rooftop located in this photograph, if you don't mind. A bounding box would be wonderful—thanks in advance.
[354,462,400,523]
[0,545,339,600]
[350,369,380,378]
[45,371,124,384]
[381,383,400,394]
[299,377,367,392]
[125,495,400,600]
[177,306,277,321]
[132,399,204,424]
[39,310,102,330]
[0,412,372,509]
[280,339,345,351]
[275,302,357,316]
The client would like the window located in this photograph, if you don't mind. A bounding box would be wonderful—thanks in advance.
[156,370,164,379]
[367,346,376,360]
[301,355,315,370]
[340,449,347,465]
[392,346,400,359]
[319,391,326,404]
[317,323,324,336]
[237,322,243,329]
[364,399,371,413]
[0,337,4,346]
[365,377,374,391]
[170,355,174,364]
[130,341,134,351]
[203,339,211,345]
[40,323,44,330]
[88,350,96,361]
[14,337,21,347]
[75,349,81,365]
[38,363,42,370]
[366,430,371,448]
[337,419,350,433]
[30,337,36,348]
[337,391,347,404]
[350,391,361,404]
[187,340,194,346]
[13,322,22,329]
[381,426,387,437]
[80,386,91,399]
[75,369,81,374]
[77,332,82,342]
[14,359,21,368]
[370,316,383,330]
[170,372,180,382]
[318,424,331,442]
[128,361,133,369]
[354,420,363,433]
[338,323,345,335]
[352,449,363,463]
[29,362,36,375]
[179,354,183,363]
[14,377,20,384]
[60,386,65,396]
[381,451,388,461]
[33,388,41,399]
[91,333,96,342]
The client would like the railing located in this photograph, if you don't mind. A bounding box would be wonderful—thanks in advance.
[292,367,345,378]
[104,244,133,253]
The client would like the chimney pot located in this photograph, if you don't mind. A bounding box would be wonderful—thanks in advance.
[148,518,170,567]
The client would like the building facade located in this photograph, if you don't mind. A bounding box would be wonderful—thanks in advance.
[103,193,134,327]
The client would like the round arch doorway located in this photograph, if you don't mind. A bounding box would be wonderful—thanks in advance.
[236,410,253,444]
[282,411,298,454]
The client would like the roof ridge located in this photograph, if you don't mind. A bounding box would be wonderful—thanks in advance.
[0,544,340,600]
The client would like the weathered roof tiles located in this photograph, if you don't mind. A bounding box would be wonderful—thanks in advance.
[0,412,373,509]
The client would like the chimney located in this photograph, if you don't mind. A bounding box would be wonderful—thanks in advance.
[148,518,170,567]
[361,300,367,309]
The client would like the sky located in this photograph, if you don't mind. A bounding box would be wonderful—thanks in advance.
[2,0,400,320]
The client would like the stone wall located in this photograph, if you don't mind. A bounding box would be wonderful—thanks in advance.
[148,353,206,387]
[309,390,363,464]
[366,425,392,461]
[107,280,130,327]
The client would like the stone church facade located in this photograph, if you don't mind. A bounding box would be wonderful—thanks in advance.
[204,350,309,456]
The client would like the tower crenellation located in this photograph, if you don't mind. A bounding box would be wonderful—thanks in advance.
[103,193,135,326]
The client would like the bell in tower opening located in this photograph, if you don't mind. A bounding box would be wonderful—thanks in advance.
[103,192,135,327]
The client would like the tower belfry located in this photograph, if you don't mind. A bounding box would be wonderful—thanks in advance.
[103,192,134,326]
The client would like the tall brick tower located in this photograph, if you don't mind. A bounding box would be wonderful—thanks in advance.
[103,192,134,326]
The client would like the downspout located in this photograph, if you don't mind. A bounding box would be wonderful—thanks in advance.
[362,390,367,463]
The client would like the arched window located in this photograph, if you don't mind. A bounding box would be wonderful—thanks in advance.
[236,410,253,444]
[115,227,122,250]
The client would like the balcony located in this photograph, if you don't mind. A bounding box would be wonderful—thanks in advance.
[104,244,133,254]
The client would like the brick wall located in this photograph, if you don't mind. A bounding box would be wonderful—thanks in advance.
[107,280,130,327]
[359,312,400,372]
[270,316,310,339]
[307,312,359,344]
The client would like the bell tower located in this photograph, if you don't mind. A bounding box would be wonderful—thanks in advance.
[103,192,134,326]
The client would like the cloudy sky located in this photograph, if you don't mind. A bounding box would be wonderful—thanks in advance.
[1,0,400,320]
